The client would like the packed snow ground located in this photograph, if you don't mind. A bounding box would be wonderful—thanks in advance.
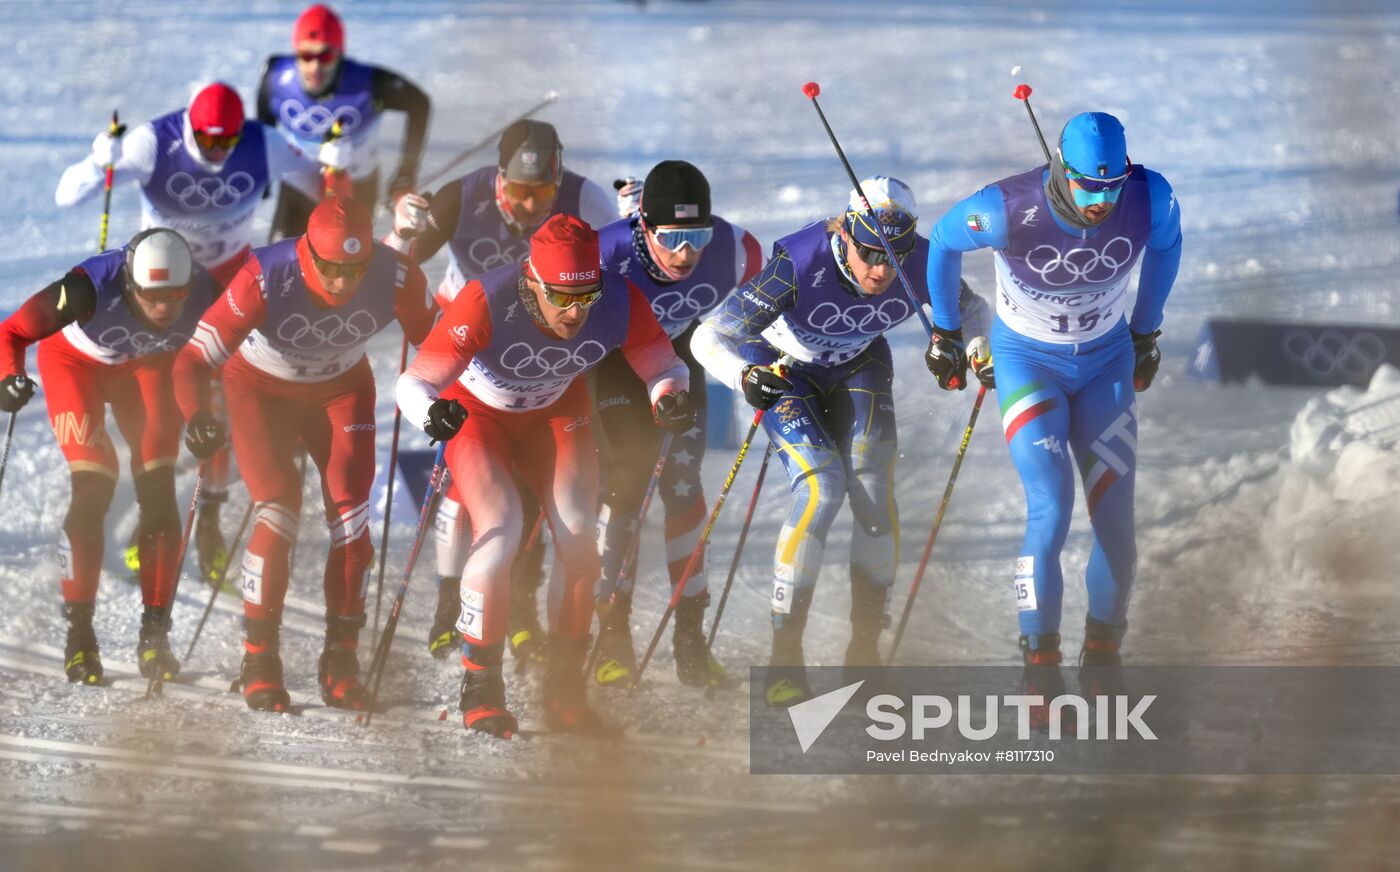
[1,1,1399,869]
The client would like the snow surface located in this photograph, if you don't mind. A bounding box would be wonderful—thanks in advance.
[1,0,1400,869]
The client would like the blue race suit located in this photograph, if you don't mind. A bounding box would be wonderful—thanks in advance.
[926,164,1182,644]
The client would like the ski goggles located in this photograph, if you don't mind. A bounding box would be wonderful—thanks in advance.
[1062,157,1130,206]
[501,179,558,201]
[194,130,241,152]
[647,224,714,253]
[297,48,339,65]
[308,240,370,280]
[131,283,191,303]
[849,239,911,268]
[529,262,604,310]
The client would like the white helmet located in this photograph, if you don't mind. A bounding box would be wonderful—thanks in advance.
[125,228,194,291]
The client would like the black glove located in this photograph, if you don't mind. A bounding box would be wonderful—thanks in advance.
[741,363,793,411]
[0,374,35,413]
[968,336,995,390]
[184,410,227,460]
[1131,330,1162,392]
[652,390,696,433]
[423,398,468,443]
[924,326,969,391]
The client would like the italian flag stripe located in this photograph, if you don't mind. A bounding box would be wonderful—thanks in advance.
[1086,465,1118,514]
[1001,382,1057,443]
[1003,398,1057,443]
[999,382,1042,416]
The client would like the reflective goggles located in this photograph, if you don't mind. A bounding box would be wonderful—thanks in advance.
[131,283,191,303]
[501,178,558,201]
[193,130,241,152]
[308,239,370,280]
[1061,157,1131,194]
[297,48,339,64]
[529,262,603,310]
[647,224,714,253]
[849,239,911,268]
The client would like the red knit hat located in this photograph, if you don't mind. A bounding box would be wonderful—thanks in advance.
[527,215,600,286]
[188,83,244,137]
[294,4,344,50]
[307,196,373,264]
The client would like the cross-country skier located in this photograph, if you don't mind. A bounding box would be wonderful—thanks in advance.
[396,213,691,737]
[54,81,334,586]
[589,160,762,688]
[173,196,435,712]
[387,119,616,664]
[0,229,217,685]
[692,177,991,708]
[922,111,1181,704]
[259,3,431,237]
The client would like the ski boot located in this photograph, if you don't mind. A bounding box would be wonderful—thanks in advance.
[1021,633,1075,736]
[843,572,899,700]
[460,641,518,739]
[544,635,617,736]
[765,588,813,708]
[239,617,291,712]
[195,495,229,586]
[319,615,368,710]
[674,591,724,687]
[427,575,462,660]
[123,529,141,580]
[1078,616,1129,701]
[62,602,103,685]
[137,605,180,682]
[593,595,635,687]
[506,588,547,669]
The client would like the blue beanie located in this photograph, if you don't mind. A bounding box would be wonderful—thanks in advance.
[1059,112,1128,177]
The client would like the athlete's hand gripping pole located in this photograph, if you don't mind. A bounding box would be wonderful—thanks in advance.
[183,500,254,663]
[363,442,450,726]
[886,386,987,665]
[801,82,935,341]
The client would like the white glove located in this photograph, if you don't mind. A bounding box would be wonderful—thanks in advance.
[91,131,121,168]
[319,137,353,172]
[393,192,430,239]
[614,177,642,219]
[967,335,995,390]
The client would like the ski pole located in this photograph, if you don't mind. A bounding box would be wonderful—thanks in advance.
[586,430,675,680]
[418,92,560,190]
[1012,83,1054,163]
[285,448,309,576]
[801,82,936,345]
[632,410,768,689]
[145,464,205,698]
[886,386,987,665]
[182,499,254,663]
[370,334,410,648]
[0,412,18,501]
[97,110,123,252]
[702,440,773,695]
[363,442,450,726]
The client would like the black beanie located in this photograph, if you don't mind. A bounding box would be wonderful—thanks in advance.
[498,120,561,183]
[640,160,711,228]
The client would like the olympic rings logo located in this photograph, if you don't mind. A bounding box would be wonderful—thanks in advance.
[279,101,363,140]
[96,325,190,356]
[164,171,257,211]
[467,237,529,274]
[1282,328,1387,381]
[806,298,911,336]
[497,340,607,380]
[1025,236,1134,287]
[274,311,380,350]
[650,284,719,324]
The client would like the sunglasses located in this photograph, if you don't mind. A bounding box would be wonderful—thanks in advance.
[297,48,339,64]
[648,224,714,253]
[529,261,603,309]
[501,179,558,201]
[849,240,910,268]
[308,239,369,280]
[194,130,240,152]
[1062,161,1131,194]
[132,284,191,303]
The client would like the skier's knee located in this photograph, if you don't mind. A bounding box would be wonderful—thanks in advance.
[788,463,847,536]
[64,472,115,538]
